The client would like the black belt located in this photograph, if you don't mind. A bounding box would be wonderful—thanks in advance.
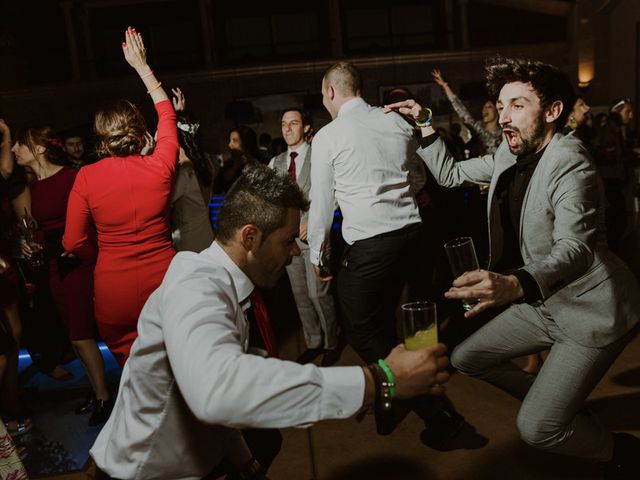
[365,222,421,241]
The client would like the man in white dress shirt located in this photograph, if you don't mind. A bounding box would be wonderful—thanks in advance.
[90,165,450,480]
[307,61,467,449]
[268,108,341,367]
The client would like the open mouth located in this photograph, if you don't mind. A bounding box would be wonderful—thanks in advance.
[503,130,520,149]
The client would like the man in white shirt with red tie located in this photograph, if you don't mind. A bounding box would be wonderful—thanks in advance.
[90,165,451,480]
[268,108,341,367]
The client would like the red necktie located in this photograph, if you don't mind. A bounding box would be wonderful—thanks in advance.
[249,289,279,358]
[288,151,298,182]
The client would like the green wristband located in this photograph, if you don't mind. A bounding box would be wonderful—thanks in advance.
[415,108,433,128]
[377,359,395,400]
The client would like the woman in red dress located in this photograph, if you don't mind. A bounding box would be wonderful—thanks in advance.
[12,126,112,425]
[63,28,178,367]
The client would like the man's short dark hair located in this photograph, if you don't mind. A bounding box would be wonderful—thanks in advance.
[281,107,311,127]
[216,164,310,243]
[323,61,362,97]
[382,87,414,105]
[484,56,575,128]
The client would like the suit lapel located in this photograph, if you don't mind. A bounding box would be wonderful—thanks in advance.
[297,146,312,193]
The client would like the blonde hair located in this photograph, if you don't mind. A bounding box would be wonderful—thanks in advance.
[94,99,147,158]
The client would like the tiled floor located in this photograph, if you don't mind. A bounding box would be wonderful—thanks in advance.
[13,345,121,478]
[16,311,640,480]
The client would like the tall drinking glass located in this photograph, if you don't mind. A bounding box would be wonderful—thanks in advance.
[444,237,480,312]
[20,215,44,268]
[402,301,438,351]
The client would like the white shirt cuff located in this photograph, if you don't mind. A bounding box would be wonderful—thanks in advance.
[318,366,364,419]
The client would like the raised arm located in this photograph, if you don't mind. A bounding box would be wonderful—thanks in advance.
[432,69,479,129]
[123,26,168,104]
[384,99,494,186]
[124,27,178,171]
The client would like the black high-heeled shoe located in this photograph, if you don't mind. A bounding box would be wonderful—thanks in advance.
[88,398,114,426]
[75,392,96,415]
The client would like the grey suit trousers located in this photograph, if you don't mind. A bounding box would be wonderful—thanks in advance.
[451,302,635,461]
[286,241,338,349]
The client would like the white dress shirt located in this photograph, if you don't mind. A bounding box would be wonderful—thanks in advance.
[90,241,365,479]
[308,97,423,266]
[268,142,309,179]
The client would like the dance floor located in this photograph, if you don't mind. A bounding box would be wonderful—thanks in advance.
[20,309,640,480]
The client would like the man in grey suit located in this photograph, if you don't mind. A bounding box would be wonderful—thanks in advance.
[386,56,640,477]
[269,108,341,366]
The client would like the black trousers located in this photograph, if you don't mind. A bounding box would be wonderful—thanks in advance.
[336,224,420,364]
[336,223,456,425]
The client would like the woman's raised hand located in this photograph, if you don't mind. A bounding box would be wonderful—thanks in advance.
[431,68,447,87]
[171,88,186,112]
[122,26,148,72]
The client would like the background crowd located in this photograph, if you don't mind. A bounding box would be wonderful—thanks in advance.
[0,28,639,476]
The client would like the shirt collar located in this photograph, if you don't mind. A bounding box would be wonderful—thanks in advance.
[206,241,254,304]
[516,145,546,169]
[287,142,309,158]
[337,97,366,118]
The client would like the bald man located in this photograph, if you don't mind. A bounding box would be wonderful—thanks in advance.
[307,61,467,449]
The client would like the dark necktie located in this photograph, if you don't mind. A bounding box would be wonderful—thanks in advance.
[247,289,278,358]
[288,151,298,182]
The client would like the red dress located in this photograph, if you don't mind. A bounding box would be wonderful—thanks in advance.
[63,100,178,366]
[31,167,96,342]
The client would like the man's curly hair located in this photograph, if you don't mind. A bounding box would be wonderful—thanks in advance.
[484,56,575,128]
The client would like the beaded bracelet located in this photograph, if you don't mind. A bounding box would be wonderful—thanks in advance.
[369,363,392,412]
[415,107,433,128]
[140,70,154,79]
[377,359,395,401]
[146,82,162,94]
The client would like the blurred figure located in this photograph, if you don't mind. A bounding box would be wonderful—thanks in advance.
[12,124,111,425]
[271,136,287,155]
[63,27,178,367]
[258,132,272,164]
[62,131,87,170]
[214,125,260,194]
[169,88,215,253]
[563,96,591,142]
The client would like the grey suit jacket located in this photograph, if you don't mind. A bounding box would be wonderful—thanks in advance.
[273,147,312,225]
[418,132,640,347]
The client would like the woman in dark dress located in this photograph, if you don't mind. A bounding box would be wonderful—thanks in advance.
[13,126,111,425]
[170,102,215,252]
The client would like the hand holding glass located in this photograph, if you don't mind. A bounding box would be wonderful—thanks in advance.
[444,237,480,311]
[402,301,438,351]
[20,215,44,268]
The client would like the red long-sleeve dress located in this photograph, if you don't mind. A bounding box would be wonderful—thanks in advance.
[63,100,178,366]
